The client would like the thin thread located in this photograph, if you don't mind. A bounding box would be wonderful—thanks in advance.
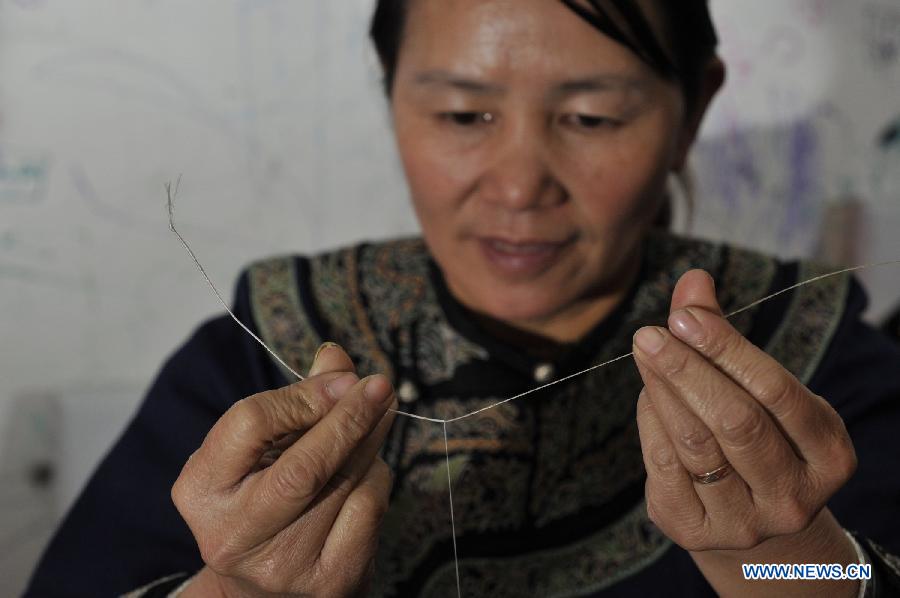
[723,260,900,318]
[405,258,900,424]
[393,412,446,424]
[169,180,900,424]
[168,181,900,598]
[167,177,306,382]
[444,353,634,423]
[443,421,462,598]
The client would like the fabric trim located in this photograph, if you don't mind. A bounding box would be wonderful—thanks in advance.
[240,233,858,597]
[765,261,851,385]
[248,256,320,380]
[418,500,673,598]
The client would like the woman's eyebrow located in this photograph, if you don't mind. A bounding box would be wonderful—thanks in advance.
[412,70,507,95]
[412,70,645,98]
[551,74,647,96]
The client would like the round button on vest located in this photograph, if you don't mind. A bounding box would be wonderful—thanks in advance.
[533,362,555,383]
[397,379,419,403]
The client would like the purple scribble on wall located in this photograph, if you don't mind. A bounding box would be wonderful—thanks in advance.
[782,120,820,245]
[694,122,762,215]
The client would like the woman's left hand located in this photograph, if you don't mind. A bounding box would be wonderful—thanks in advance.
[633,269,861,597]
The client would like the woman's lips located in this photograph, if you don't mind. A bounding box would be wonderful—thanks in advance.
[477,237,573,278]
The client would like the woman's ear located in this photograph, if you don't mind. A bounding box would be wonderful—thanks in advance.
[672,56,726,172]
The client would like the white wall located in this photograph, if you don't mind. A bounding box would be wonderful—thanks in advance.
[1,0,898,594]
[692,1,900,314]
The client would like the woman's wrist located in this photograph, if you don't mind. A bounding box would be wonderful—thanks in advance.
[689,508,860,598]
[168,572,199,597]
[177,567,228,598]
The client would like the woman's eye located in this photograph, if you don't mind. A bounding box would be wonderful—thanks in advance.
[562,114,620,130]
[439,112,494,126]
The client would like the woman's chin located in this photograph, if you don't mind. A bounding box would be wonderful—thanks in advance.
[468,291,568,330]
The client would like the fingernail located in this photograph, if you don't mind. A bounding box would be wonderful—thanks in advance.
[325,373,357,400]
[309,342,341,376]
[363,374,392,403]
[634,327,666,355]
[669,309,703,343]
[313,341,340,366]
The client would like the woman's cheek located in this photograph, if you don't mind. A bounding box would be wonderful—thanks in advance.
[568,163,651,231]
[399,145,488,266]
[398,145,453,220]
[576,137,672,229]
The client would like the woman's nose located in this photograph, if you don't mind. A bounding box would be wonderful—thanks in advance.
[478,128,561,211]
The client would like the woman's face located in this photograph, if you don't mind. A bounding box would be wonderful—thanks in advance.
[391,0,710,338]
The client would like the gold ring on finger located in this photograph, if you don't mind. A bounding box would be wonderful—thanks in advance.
[692,462,733,485]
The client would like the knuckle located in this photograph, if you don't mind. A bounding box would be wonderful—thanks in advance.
[677,425,718,458]
[731,524,763,551]
[834,446,858,483]
[346,488,390,525]
[644,495,665,528]
[170,477,191,514]
[820,447,857,494]
[757,375,801,417]
[828,443,857,482]
[659,348,691,379]
[718,404,767,449]
[647,443,682,475]
[699,325,740,362]
[264,383,323,433]
[284,382,324,423]
[331,403,376,445]
[228,396,271,440]
[268,448,329,503]
[670,521,711,552]
[200,535,242,573]
[826,413,858,474]
[171,463,211,524]
[773,497,814,536]
[808,408,857,493]
[252,567,289,595]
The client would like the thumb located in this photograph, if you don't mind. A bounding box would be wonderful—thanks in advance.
[308,342,357,377]
[669,269,722,316]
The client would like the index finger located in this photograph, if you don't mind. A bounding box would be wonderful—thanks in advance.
[253,374,396,530]
[193,371,358,490]
[667,306,846,466]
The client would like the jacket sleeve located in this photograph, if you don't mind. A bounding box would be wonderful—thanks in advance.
[23,272,286,598]
[809,278,900,554]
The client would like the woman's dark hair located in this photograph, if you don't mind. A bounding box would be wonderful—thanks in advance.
[370,0,718,112]
[369,0,719,228]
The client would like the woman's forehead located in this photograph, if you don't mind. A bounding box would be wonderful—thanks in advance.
[399,0,652,82]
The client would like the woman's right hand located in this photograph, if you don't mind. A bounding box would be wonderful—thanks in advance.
[172,343,398,597]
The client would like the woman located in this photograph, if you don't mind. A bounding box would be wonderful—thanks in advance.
[26,1,900,596]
